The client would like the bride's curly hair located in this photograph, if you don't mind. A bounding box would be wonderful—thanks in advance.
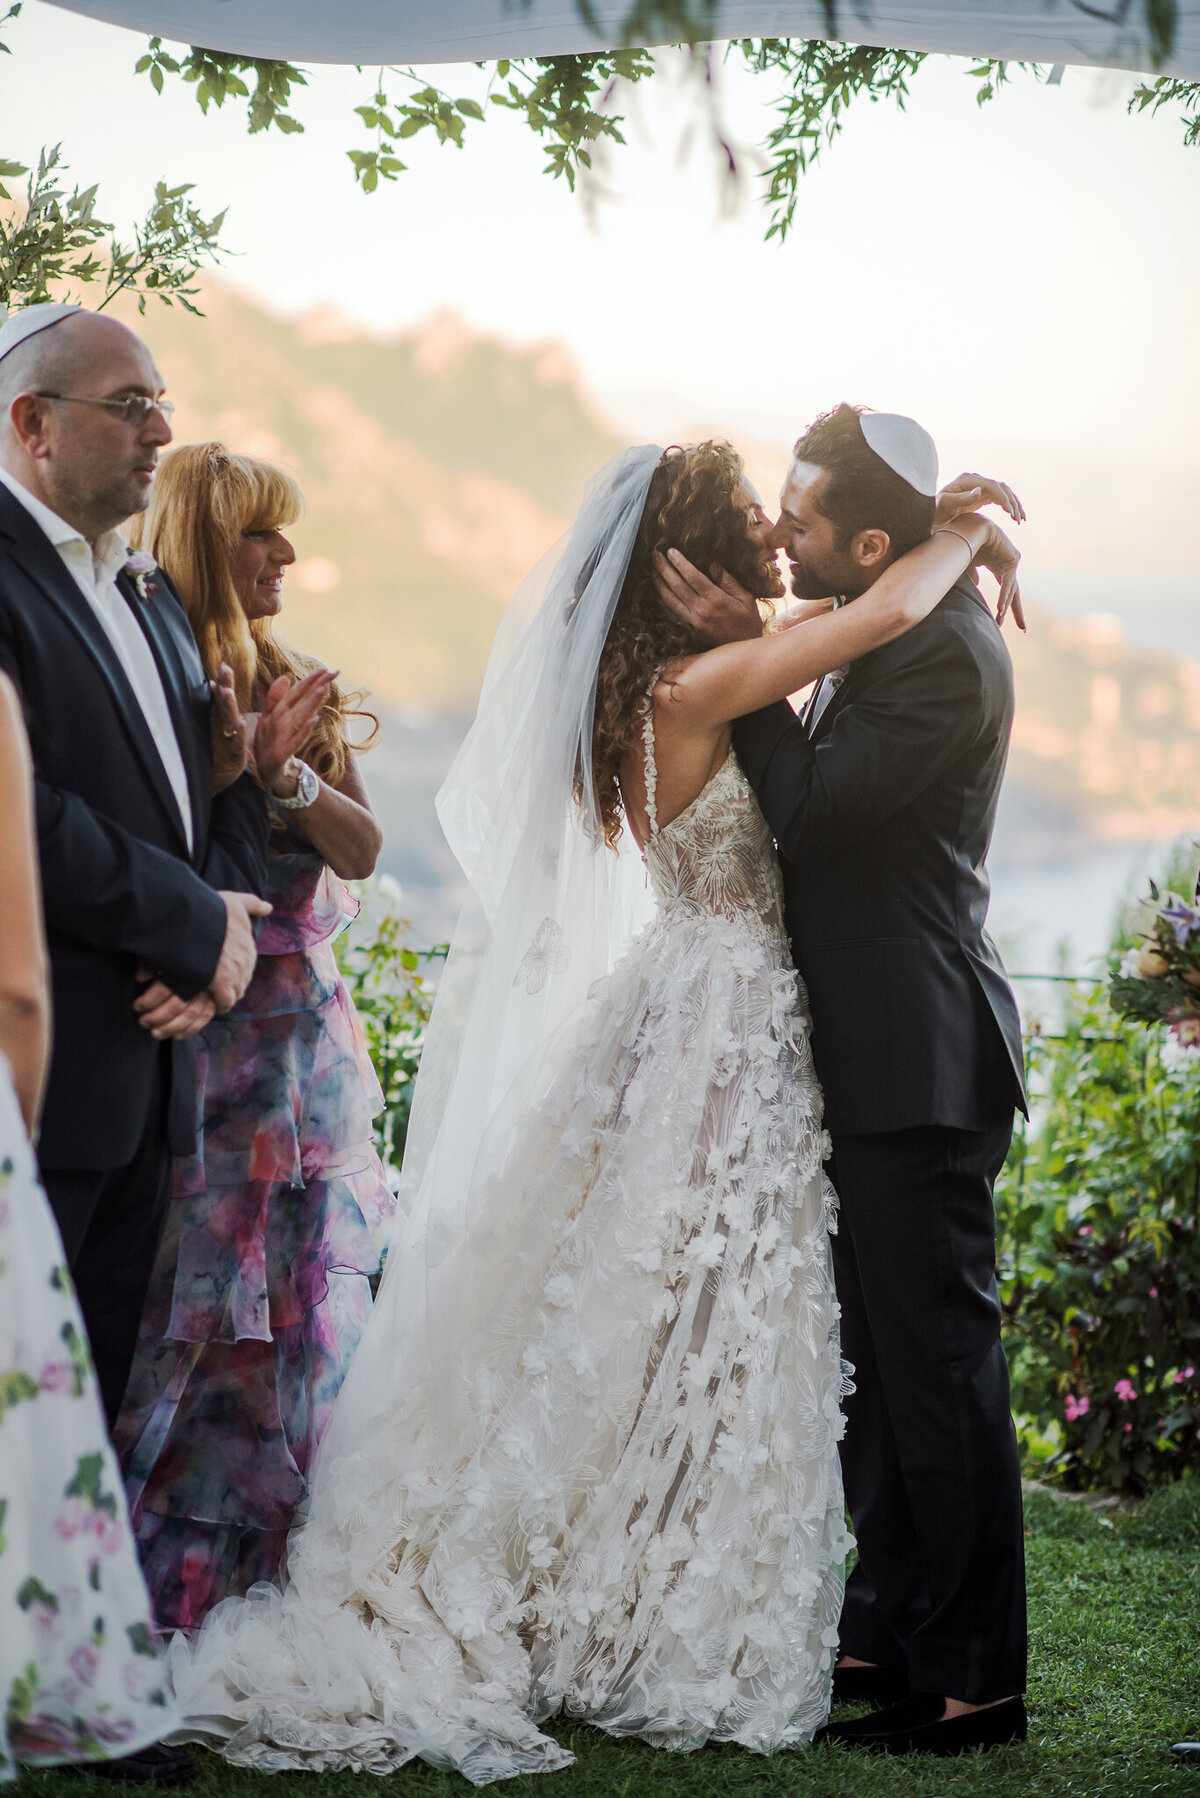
[586,440,772,849]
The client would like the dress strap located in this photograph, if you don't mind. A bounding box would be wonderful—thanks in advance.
[640,677,660,839]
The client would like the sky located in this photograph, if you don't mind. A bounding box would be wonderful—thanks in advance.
[4,1,1200,647]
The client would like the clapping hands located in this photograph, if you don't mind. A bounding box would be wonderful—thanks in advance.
[211,662,249,794]
[251,668,336,790]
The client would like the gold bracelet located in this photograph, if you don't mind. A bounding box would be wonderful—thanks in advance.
[934,526,978,558]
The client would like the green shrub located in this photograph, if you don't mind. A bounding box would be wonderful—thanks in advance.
[998,976,1200,1496]
[334,875,446,1191]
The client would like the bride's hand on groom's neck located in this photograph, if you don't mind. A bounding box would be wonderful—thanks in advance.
[652,550,764,647]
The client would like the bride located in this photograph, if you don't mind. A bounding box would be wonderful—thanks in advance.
[168,440,1017,1782]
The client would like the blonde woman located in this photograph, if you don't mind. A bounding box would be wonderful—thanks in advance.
[113,446,393,1634]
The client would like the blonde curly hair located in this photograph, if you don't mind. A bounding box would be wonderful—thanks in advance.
[587,441,773,849]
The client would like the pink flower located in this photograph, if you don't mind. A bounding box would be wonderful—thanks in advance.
[1124,1422,1134,1433]
[1113,1378,1138,1403]
[54,1497,89,1540]
[1176,1366,1196,1383]
[1064,1394,1090,1421]
[96,1512,125,1554]
[39,1359,70,1392]
[1169,1009,1200,1049]
[1077,1225,1093,1237]
[69,1644,100,1686]
[1148,1286,1159,1298]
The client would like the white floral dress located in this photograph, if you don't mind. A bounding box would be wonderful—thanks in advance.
[0,1058,174,1779]
[169,725,850,1783]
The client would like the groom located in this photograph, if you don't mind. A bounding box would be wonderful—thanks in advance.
[657,404,1028,1755]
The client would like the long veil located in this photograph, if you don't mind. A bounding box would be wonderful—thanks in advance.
[292,443,663,1566]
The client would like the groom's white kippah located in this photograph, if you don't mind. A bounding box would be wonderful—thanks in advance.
[859,411,939,498]
[0,302,82,363]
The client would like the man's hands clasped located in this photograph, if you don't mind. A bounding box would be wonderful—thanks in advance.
[134,890,273,1041]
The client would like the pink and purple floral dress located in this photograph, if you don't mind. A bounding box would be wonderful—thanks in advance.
[113,840,394,1634]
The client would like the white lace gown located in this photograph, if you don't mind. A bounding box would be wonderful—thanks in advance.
[169,736,851,1783]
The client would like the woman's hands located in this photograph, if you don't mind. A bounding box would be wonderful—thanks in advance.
[937,514,1024,632]
[935,471,1025,529]
[252,668,337,791]
[211,662,249,794]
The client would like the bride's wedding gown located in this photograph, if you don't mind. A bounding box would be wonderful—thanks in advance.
[169,709,850,1783]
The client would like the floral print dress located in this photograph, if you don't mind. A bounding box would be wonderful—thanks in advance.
[0,1056,174,1780]
[113,837,395,1634]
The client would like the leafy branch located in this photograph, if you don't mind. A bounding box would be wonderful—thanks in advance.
[0,145,226,314]
[1129,72,1200,145]
[135,38,306,133]
[115,2,1200,241]
[742,39,925,240]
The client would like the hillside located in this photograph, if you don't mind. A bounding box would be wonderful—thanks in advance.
[122,282,1200,870]
[119,281,623,714]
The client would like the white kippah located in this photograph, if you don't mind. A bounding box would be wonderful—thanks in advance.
[0,302,82,363]
[859,411,939,498]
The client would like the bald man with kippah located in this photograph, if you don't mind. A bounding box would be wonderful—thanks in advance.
[0,306,274,1459]
[654,404,1030,1756]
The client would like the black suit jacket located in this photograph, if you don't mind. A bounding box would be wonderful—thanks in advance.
[734,574,1027,1137]
[0,483,268,1170]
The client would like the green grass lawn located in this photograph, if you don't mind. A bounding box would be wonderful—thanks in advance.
[17,1480,1200,1798]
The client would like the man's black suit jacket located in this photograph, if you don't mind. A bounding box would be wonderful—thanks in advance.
[734,573,1027,1137]
[0,483,268,1170]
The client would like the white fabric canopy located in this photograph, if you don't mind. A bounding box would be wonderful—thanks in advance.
[40,0,1200,75]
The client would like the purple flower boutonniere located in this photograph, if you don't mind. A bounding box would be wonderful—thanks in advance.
[123,550,157,602]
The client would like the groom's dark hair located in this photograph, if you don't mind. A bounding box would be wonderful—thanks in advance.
[793,404,934,558]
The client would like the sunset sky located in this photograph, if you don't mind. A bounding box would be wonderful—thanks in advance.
[5,1,1200,647]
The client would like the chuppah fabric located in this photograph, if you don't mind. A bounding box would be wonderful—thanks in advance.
[37,0,1200,75]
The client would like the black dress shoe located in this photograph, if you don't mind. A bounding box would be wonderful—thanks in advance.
[816,1692,1027,1756]
[831,1663,909,1707]
[1172,1742,1200,1762]
[65,1742,195,1783]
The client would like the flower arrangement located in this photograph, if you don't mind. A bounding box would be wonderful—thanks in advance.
[1109,883,1200,1051]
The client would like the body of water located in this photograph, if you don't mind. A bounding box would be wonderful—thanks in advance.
[363,712,1194,1021]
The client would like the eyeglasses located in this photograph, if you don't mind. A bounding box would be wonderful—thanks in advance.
[35,393,176,427]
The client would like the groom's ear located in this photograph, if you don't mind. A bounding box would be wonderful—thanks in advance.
[851,527,891,572]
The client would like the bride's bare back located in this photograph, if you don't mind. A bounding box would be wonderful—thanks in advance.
[619,661,732,848]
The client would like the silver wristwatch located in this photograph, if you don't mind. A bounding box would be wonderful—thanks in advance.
[272,758,319,810]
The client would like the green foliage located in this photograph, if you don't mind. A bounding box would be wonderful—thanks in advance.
[0,145,226,314]
[119,0,1199,237]
[334,875,445,1188]
[997,957,1200,1496]
[1130,72,1200,146]
[742,40,925,240]
[134,38,306,133]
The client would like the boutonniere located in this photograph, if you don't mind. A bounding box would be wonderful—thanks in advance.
[828,665,850,690]
[123,550,158,601]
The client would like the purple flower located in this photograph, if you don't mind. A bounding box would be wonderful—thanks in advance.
[1162,899,1200,946]
[39,1359,70,1392]
[1114,1378,1138,1402]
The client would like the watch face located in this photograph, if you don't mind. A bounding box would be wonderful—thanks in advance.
[300,763,319,805]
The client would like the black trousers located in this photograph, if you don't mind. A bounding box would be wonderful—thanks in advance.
[41,1056,172,1430]
[828,1118,1027,1703]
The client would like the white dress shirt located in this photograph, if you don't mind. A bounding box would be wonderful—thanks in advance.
[0,465,194,850]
